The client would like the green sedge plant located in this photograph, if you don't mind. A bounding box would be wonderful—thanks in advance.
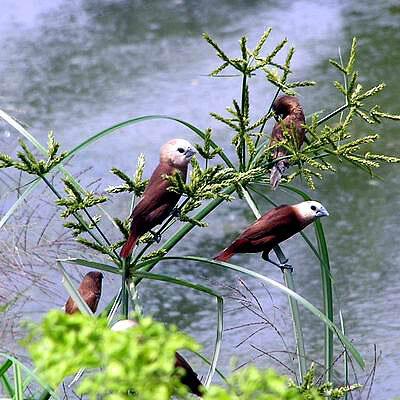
[0,29,399,398]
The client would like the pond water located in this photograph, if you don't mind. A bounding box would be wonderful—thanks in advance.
[1,0,399,398]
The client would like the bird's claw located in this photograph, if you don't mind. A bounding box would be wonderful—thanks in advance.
[150,230,162,243]
[279,264,293,273]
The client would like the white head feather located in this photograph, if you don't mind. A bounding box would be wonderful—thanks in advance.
[292,201,329,222]
[160,138,196,168]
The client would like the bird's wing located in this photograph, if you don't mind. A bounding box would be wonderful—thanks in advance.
[239,205,296,241]
[130,163,182,222]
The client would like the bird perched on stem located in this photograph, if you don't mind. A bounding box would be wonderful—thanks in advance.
[64,271,103,314]
[214,201,329,271]
[120,139,196,259]
[269,95,306,190]
[111,320,204,397]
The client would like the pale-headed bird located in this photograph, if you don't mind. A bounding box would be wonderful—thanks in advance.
[120,139,196,259]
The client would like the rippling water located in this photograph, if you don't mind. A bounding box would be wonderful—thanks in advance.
[1,1,399,398]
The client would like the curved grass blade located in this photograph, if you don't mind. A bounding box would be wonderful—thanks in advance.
[56,261,93,316]
[13,362,23,400]
[0,354,59,400]
[60,258,121,274]
[131,270,223,386]
[0,358,14,397]
[137,256,365,369]
[0,178,41,229]
[241,186,306,382]
[282,183,334,381]
[64,115,235,169]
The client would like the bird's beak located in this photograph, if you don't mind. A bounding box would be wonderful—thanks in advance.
[184,148,196,159]
[316,206,329,218]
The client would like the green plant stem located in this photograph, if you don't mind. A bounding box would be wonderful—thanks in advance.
[241,187,306,383]
[122,258,129,318]
[240,72,248,171]
[316,103,348,127]
[133,187,235,284]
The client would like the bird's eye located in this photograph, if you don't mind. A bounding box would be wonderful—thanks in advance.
[311,205,317,211]
[177,147,185,153]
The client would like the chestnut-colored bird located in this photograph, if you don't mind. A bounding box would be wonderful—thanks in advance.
[111,320,203,397]
[64,271,103,314]
[269,95,306,190]
[120,139,196,259]
[214,201,329,269]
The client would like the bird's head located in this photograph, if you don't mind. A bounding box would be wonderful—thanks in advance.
[85,271,104,282]
[273,95,302,120]
[293,200,329,222]
[160,138,196,168]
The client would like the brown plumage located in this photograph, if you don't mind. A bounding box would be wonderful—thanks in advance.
[111,320,204,397]
[269,95,306,190]
[175,351,203,397]
[64,271,103,314]
[214,201,329,266]
[120,139,196,259]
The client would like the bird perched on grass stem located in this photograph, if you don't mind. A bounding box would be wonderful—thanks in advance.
[269,95,306,189]
[111,320,204,397]
[214,201,329,271]
[120,139,196,259]
[64,271,103,314]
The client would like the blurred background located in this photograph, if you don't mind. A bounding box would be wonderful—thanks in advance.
[0,0,399,398]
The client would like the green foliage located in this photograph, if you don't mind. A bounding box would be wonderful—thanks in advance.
[0,131,67,175]
[204,366,321,400]
[26,311,200,400]
[107,154,149,196]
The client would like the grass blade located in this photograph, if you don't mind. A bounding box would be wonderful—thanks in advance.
[60,258,121,274]
[0,178,42,229]
[242,187,307,382]
[0,358,14,397]
[13,362,23,400]
[0,354,59,400]
[282,184,334,382]
[131,270,223,386]
[137,256,365,369]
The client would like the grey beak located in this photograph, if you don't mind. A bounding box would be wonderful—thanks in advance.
[317,206,329,218]
[184,148,196,158]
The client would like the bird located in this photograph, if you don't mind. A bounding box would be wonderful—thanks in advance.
[214,201,329,270]
[120,139,196,259]
[64,271,104,315]
[269,95,306,190]
[111,320,204,397]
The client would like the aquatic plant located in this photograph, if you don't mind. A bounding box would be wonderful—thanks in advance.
[0,28,399,398]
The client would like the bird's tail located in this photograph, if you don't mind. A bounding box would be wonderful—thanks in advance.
[214,247,234,262]
[120,234,138,259]
[270,160,287,190]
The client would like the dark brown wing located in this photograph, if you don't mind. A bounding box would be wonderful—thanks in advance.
[175,352,203,397]
[129,163,186,236]
[229,205,302,254]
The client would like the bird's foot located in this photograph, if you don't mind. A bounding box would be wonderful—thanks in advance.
[279,263,293,273]
[262,252,293,273]
[149,230,162,243]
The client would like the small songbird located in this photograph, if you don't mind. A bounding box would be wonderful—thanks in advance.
[64,271,104,314]
[269,95,306,190]
[111,320,203,397]
[214,201,329,270]
[120,139,196,259]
